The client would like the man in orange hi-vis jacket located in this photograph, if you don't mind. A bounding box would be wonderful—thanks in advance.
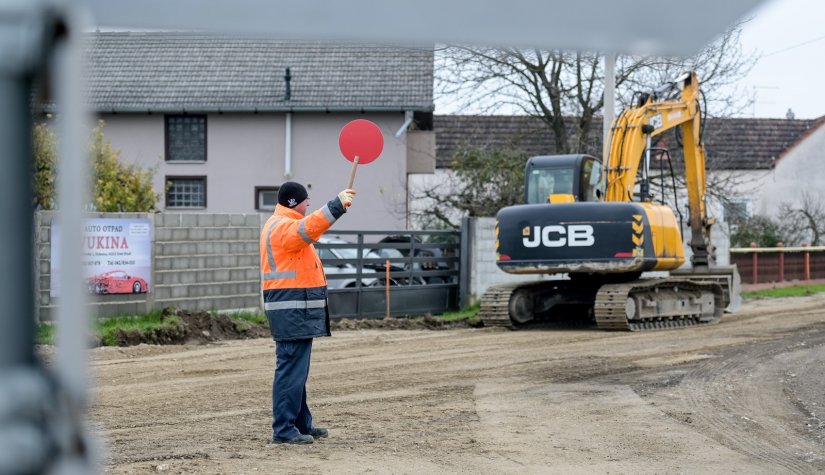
[260,181,355,444]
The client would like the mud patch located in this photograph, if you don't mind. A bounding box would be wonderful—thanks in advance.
[331,315,481,331]
[110,308,270,347]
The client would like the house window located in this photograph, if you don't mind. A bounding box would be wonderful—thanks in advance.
[165,115,206,161]
[255,186,279,211]
[166,176,206,208]
[723,199,752,225]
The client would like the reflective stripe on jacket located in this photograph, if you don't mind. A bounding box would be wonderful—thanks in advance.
[260,197,346,340]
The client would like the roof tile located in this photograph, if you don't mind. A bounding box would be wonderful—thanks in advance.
[434,115,818,170]
[86,32,433,112]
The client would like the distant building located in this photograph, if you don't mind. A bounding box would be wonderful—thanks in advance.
[426,114,824,226]
[86,32,435,230]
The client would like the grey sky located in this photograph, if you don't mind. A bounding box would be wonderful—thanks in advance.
[739,0,825,119]
[433,0,825,119]
[91,1,822,119]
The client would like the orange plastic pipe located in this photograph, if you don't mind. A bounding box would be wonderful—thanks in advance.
[385,259,390,318]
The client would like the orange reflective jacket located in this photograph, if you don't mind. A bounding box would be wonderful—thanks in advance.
[260,197,346,340]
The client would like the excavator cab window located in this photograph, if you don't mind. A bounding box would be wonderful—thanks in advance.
[580,157,603,202]
[526,167,574,204]
[524,154,603,204]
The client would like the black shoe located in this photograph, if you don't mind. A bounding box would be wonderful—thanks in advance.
[273,433,314,445]
[307,427,328,438]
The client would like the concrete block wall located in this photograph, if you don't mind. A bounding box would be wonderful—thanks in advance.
[152,213,263,314]
[35,211,264,321]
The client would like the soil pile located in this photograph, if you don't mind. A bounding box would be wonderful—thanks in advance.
[109,310,480,347]
[111,308,270,346]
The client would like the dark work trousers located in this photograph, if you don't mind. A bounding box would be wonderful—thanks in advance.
[272,338,314,440]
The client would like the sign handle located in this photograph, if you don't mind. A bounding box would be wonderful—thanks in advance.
[347,155,360,189]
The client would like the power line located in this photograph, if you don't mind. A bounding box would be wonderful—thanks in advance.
[763,34,825,57]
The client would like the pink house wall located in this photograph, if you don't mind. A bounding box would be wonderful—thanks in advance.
[99,111,410,230]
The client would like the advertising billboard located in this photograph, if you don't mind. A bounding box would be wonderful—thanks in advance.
[50,218,152,297]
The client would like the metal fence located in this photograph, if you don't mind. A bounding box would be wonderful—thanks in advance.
[316,228,467,318]
[730,245,825,284]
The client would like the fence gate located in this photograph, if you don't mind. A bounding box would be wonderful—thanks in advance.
[316,228,467,318]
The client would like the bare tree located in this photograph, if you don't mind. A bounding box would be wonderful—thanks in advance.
[436,24,756,155]
[778,192,825,245]
[410,146,529,229]
[420,25,758,223]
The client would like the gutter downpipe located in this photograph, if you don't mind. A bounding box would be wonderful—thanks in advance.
[395,110,413,138]
[284,67,293,179]
[395,110,414,228]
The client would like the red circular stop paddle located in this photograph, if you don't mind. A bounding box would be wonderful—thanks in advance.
[339,119,384,188]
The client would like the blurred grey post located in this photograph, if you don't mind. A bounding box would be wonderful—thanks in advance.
[52,5,98,474]
[0,2,56,473]
[0,0,45,370]
[0,1,95,474]
[54,3,92,410]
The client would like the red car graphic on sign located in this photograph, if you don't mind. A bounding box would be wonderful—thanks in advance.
[87,270,149,295]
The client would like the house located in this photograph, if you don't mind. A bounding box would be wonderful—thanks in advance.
[86,32,435,230]
[751,116,825,218]
[425,114,822,225]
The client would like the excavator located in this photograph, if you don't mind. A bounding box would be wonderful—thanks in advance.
[478,71,741,331]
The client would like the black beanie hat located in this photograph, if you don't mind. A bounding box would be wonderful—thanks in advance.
[278,182,308,208]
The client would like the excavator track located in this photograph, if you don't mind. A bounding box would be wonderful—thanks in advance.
[594,279,724,331]
[478,278,727,331]
[478,279,593,329]
[478,281,546,328]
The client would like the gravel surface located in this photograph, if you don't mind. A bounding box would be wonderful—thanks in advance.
[87,294,825,474]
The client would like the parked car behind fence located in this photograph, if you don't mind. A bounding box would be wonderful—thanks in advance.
[316,236,378,289]
[377,234,454,284]
[317,229,464,319]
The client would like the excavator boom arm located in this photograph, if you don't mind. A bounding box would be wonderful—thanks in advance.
[603,71,713,265]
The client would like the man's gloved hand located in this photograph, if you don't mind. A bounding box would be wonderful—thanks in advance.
[337,189,356,207]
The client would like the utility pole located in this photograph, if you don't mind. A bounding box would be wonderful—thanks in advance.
[602,53,616,193]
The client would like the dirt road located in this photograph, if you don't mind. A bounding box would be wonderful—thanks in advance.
[89,295,825,474]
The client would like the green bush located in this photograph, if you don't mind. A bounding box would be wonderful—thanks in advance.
[33,120,158,212]
[731,215,786,248]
